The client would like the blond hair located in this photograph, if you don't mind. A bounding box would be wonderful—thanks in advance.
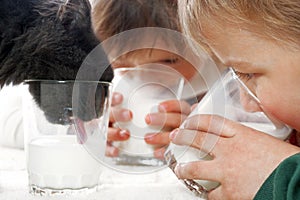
[179,0,300,49]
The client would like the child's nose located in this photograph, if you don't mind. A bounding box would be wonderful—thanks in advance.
[239,88,262,113]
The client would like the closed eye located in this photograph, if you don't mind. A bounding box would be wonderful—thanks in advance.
[159,58,179,65]
[232,68,254,81]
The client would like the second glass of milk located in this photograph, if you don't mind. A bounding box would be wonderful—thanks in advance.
[165,68,292,196]
[22,80,112,196]
[112,66,184,166]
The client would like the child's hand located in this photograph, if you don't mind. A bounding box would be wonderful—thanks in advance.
[106,92,131,157]
[170,114,300,200]
[144,99,191,159]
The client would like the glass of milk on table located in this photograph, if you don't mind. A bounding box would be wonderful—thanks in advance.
[112,66,184,166]
[165,68,291,197]
[22,80,112,196]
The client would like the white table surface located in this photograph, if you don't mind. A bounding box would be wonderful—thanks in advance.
[0,146,203,200]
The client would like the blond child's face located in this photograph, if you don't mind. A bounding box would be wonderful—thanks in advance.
[202,22,300,131]
[109,49,196,81]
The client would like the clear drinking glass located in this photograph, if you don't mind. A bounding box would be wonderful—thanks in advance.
[165,68,291,198]
[22,80,112,196]
[111,66,184,167]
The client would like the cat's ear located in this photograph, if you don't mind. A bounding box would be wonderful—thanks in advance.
[58,0,92,29]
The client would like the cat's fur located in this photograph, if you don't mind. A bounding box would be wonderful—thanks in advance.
[0,0,113,124]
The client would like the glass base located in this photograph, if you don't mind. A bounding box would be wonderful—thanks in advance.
[29,184,98,196]
[112,154,166,166]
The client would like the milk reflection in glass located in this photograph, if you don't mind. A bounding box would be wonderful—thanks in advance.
[22,80,112,196]
[113,67,184,165]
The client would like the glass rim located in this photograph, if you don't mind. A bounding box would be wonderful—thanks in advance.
[228,67,261,104]
[114,67,184,78]
[23,79,112,86]
[228,67,289,129]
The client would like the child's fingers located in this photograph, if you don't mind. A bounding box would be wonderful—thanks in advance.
[159,100,191,115]
[109,107,132,123]
[174,160,220,182]
[145,112,187,128]
[182,114,239,138]
[144,131,170,145]
[169,128,220,154]
[111,92,123,106]
[105,144,119,157]
[153,147,166,160]
[107,128,130,142]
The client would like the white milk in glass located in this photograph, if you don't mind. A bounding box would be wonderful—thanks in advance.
[166,68,292,193]
[240,122,291,140]
[27,135,102,190]
[168,121,290,191]
[114,86,174,157]
[112,68,184,166]
[115,99,162,157]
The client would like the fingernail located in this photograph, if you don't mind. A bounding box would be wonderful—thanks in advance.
[169,128,179,140]
[145,133,155,141]
[113,92,123,103]
[145,114,151,124]
[122,110,132,120]
[154,148,165,159]
[109,147,118,157]
[119,129,130,138]
[174,164,181,178]
[158,104,167,112]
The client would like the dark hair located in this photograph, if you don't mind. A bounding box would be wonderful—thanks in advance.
[0,0,113,124]
[0,0,113,86]
[92,0,179,40]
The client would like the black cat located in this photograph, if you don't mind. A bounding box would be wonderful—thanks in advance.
[0,0,113,124]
